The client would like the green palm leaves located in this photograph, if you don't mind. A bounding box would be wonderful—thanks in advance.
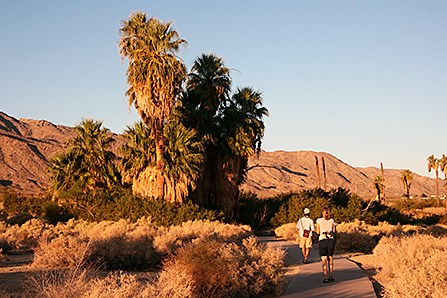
[121,120,204,203]
[49,119,119,193]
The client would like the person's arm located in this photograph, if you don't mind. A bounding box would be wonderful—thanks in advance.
[315,222,320,235]
[311,220,316,231]
[296,219,301,231]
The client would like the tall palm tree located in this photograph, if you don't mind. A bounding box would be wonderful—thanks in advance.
[427,154,440,207]
[373,175,384,203]
[439,154,447,211]
[119,11,187,199]
[182,55,268,218]
[400,169,413,198]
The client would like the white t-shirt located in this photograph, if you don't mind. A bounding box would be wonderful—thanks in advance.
[296,216,315,238]
[316,217,336,241]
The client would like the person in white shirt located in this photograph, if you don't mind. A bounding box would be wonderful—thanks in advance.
[296,207,315,264]
[316,206,337,283]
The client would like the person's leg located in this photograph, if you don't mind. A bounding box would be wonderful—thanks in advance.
[304,247,310,262]
[328,256,334,277]
[299,237,307,262]
[328,239,335,281]
[321,256,328,279]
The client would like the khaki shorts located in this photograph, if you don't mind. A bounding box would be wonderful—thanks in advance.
[299,236,313,248]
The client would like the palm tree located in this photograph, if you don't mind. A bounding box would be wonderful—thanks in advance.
[439,154,447,211]
[427,154,440,207]
[182,55,268,218]
[373,175,384,203]
[121,120,204,203]
[119,11,187,199]
[49,119,119,194]
[315,156,321,189]
[400,169,413,198]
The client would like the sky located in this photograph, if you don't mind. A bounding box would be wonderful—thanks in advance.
[1,0,446,177]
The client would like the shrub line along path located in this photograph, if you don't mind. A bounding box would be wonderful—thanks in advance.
[259,237,377,298]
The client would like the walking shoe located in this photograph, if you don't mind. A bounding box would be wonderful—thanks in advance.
[323,279,329,283]
[328,276,335,282]
[303,260,309,264]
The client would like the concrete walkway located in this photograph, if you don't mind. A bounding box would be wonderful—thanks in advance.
[259,237,377,298]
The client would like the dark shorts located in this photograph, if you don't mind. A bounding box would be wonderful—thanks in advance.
[318,239,335,257]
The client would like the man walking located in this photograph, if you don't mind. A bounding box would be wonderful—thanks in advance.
[296,207,315,264]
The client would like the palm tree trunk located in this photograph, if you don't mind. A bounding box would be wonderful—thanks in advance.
[315,156,321,189]
[322,156,327,191]
[436,170,439,207]
[380,162,385,203]
[154,119,166,200]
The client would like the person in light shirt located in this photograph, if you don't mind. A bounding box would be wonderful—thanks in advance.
[296,207,315,264]
[315,206,337,283]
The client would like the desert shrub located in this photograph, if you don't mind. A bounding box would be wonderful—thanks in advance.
[42,202,72,225]
[393,197,438,211]
[153,220,252,255]
[157,236,285,297]
[26,268,157,298]
[32,218,159,270]
[32,235,91,269]
[274,223,298,241]
[372,235,447,298]
[1,189,45,217]
[30,218,252,271]
[335,231,377,254]
[0,218,50,252]
[26,269,94,298]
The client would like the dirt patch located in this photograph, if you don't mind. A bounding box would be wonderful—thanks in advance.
[0,253,34,297]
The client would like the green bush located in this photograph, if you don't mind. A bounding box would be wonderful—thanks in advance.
[270,188,364,227]
[53,186,222,225]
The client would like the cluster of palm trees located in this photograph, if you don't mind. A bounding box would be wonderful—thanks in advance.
[48,11,268,219]
[427,154,447,208]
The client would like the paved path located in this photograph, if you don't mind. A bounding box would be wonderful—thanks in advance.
[259,237,377,298]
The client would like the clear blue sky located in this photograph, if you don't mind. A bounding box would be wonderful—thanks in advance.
[1,0,446,177]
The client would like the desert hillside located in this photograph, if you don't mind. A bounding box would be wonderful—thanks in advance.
[241,151,437,198]
[0,111,438,199]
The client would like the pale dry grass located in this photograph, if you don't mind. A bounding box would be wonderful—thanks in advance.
[274,223,298,242]
[27,236,284,298]
[368,235,447,298]
[157,236,285,297]
[153,220,252,255]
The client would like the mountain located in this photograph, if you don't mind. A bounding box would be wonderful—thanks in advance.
[241,151,437,199]
[0,111,438,199]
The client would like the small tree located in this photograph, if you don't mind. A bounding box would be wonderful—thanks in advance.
[400,169,413,198]
[439,154,447,212]
[427,155,440,207]
[373,176,384,203]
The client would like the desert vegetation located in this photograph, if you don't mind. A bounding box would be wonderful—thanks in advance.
[2,9,447,298]
[0,218,284,297]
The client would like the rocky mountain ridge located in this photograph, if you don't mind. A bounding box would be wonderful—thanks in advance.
[0,111,438,198]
